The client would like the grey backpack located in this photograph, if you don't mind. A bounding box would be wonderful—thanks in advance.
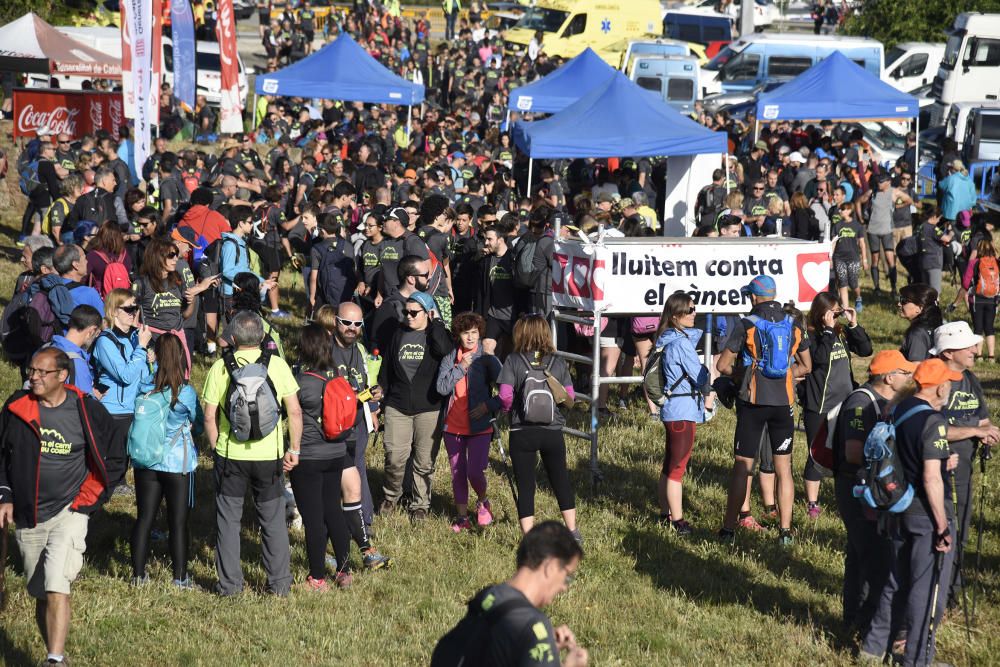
[222,348,280,442]
[519,353,557,425]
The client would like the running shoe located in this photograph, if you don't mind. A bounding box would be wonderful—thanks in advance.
[717,527,735,542]
[362,548,392,570]
[855,297,863,313]
[570,528,584,546]
[778,529,794,547]
[334,571,353,589]
[451,516,472,533]
[671,519,693,536]
[738,514,767,532]
[807,502,823,519]
[172,577,202,592]
[304,576,329,593]
[476,500,493,527]
[270,309,292,320]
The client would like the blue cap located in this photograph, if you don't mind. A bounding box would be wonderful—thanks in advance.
[449,151,466,160]
[815,148,830,160]
[406,291,436,313]
[741,275,777,298]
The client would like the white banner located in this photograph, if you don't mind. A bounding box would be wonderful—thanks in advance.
[551,239,832,314]
[124,0,153,174]
[121,0,161,127]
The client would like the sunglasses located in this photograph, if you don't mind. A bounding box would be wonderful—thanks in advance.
[337,316,363,328]
[413,272,430,279]
[683,306,696,315]
[898,299,913,306]
[753,187,764,191]
[120,304,140,315]
[167,251,179,259]
[404,309,426,318]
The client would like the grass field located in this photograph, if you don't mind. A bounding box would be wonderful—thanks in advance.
[2,135,1000,666]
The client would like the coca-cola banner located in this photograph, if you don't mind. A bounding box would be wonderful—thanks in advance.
[13,88,126,139]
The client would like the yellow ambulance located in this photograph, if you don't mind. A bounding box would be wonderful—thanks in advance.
[503,0,662,65]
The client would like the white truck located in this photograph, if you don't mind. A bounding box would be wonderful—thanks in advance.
[928,13,1000,127]
[883,42,945,92]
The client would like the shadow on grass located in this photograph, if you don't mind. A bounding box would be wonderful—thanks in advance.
[0,626,35,667]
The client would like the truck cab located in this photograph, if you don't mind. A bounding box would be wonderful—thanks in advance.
[929,13,1000,126]
[883,42,945,92]
[629,54,701,114]
[503,0,661,65]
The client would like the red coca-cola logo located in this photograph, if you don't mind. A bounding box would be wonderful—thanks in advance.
[89,99,103,129]
[18,105,80,136]
[109,99,123,130]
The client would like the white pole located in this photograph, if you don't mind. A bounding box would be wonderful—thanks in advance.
[527,157,534,199]
[662,159,669,235]
[725,152,730,189]
[914,114,920,180]
[405,105,412,143]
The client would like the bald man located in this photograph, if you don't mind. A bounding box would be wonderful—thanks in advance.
[331,302,391,570]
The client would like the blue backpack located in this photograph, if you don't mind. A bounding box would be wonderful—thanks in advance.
[128,390,184,468]
[744,314,795,379]
[854,404,929,513]
[17,138,42,195]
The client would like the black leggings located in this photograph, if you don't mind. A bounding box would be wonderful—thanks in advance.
[289,456,351,580]
[509,427,576,520]
[802,409,830,483]
[131,468,191,580]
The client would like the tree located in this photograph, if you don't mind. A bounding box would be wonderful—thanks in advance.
[842,0,1000,49]
[0,0,103,27]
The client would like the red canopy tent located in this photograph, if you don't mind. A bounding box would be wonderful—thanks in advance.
[0,13,122,79]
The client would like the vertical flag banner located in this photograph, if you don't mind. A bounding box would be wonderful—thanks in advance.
[171,0,196,109]
[216,0,243,133]
[121,0,162,126]
[124,0,153,174]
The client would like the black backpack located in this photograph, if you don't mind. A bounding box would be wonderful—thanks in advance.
[430,593,535,667]
[697,184,726,224]
[512,235,541,290]
[200,236,240,280]
[1,287,35,363]
[317,237,357,307]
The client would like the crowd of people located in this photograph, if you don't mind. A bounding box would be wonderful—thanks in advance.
[1,2,998,666]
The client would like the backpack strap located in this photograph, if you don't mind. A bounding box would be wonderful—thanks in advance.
[893,403,933,428]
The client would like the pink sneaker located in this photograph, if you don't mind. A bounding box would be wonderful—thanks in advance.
[451,516,472,533]
[476,500,494,527]
[305,576,329,592]
[738,514,767,532]
[807,503,823,519]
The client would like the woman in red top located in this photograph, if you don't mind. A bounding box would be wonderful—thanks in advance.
[86,221,132,297]
[436,312,503,532]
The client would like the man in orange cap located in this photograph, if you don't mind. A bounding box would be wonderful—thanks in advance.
[835,350,916,635]
[861,358,959,665]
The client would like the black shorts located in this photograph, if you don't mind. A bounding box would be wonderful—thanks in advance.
[733,401,795,459]
[973,301,997,336]
[485,315,513,340]
[201,288,220,315]
[867,232,895,253]
[258,10,269,25]
[304,30,315,42]
[255,245,284,276]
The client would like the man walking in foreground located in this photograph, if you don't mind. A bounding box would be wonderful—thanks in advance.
[431,521,589,666]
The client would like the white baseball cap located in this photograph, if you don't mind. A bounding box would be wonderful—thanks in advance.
[788,151,805,164]
[932,321,982,354]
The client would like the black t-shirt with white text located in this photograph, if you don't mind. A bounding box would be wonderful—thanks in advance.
[37,393,88,523]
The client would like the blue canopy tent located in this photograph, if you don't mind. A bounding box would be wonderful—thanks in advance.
[507,47,618,115]
[513,71,727,228]
[754,51,920,172]
[254,34,424,136]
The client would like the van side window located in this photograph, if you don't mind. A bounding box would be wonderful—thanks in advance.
[721,53,760,81]
[899,53,929,77]
[678,25,700,42]
[667,78,695,102]
[636,77,663,94]
[966,38,1000,67]
[768,56,812,78]
[563,14,587,38]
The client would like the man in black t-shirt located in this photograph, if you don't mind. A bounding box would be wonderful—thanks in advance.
[431,522,588,667]
[480,225,515,358]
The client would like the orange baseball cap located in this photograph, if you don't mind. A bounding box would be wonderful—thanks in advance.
[913,358,962,388]
[404,168,417,179]
[869,350,918,376]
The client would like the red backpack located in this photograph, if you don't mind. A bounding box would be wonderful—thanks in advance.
[304,372,358,440]
[977,256,1000,298]
[94,251,132,298]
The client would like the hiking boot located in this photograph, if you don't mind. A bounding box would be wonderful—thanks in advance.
[807,502,823,519]
[16,236,26,249]
[476,500,494,527]
[334,571,353,589]
[362,548,392,570]
[409,508,427,525]
[172,577,201,592]
[570,529,584,546]
[270,309,292,320]
[304,576,329,593]
[778,529,794,547]
[378,499,398,515]
[738,514,766,532]
[855,297,864,313]
[671,519,693,536]
[717,527,735,543]
[451,516,472,533]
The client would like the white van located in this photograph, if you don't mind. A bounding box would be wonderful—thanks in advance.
[883,42,945,92]
[928,13,1000,127]
[700,33,884,96]
[619,39,691,76]
[30,26,250,109]
[629,54,701,114]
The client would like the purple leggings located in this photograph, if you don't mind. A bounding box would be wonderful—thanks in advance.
[444,432,492,505]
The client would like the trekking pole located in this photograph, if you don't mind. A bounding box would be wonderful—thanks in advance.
[925,549,944,665]
[491,418,518,508]
[0,521,8,612]
[971,444,991,626]
[950,468,973,645]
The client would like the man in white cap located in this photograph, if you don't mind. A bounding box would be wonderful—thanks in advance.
[934,321,1000,606]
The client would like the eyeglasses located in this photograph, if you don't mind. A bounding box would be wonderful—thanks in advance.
[58,141,70,145]
[26,367,62,378]
[753,187,764,191]
[413,272,430,279]
[337,316,363,328]
[404,309,425,318]
[120,304,140,315]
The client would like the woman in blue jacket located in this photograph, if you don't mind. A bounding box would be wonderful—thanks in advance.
[93,288,155,493]
[654,291,712,535]
[130,333,203,589]
[436,312,503,533]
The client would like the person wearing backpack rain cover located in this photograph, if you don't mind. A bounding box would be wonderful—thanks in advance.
[716,275,811,545]
[861,359,959,666]
[202,311,303,597]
